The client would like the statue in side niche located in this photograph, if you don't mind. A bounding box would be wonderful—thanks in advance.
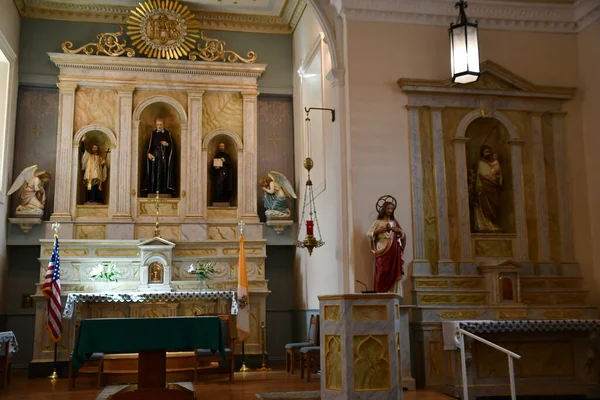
[8,165,51,218]
[80,135,109,204]
[260,171,296,217]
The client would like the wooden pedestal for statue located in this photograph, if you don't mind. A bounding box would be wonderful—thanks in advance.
[318,294,414,400]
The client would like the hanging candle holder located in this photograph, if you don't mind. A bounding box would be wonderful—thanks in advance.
[295,107,335,256]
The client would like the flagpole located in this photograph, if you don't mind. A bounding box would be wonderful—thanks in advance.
[237,220,251,373]
[47,222,61,380]
[48,342,58,380]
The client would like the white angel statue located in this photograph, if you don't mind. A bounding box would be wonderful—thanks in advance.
[7,165,51,217]
[260,171,296,217]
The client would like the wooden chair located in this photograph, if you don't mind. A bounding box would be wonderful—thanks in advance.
[300,346,320,382]
[68,352,104,389]
[193,314,236,383]
[285,315,319,374]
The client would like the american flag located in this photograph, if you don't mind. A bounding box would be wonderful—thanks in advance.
[41,236,62,342]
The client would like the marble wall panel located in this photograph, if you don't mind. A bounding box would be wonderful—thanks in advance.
[257,96,294,221]
[419,107,439,271]
[11,87,59,219]
[202,92,243,138]
[325,334,342,391]
[504,111,538,263]
[133,90,188,113]
[75,224,106,240]
[134,224,180,240]
[442,108,470,262]
[74,88,117,135]
[542,113,561,264]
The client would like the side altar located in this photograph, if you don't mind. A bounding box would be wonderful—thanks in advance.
[31,37,270,369]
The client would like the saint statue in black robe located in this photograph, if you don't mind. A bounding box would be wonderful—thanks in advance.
[146,118,175,196]
[212,142,233,203]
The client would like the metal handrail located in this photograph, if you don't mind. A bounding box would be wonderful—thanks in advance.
[457,328,522,400]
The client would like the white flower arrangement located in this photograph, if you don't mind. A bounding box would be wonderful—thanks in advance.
[89,262,121,283]
[187,261,216,281]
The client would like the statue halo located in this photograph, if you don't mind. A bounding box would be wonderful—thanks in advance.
[376,195,397,214]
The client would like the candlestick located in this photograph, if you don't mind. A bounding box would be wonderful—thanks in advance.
[257,321,271,371]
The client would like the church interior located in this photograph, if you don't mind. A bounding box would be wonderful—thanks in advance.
[0,0,600,398]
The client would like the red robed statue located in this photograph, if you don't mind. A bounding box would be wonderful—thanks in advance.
[367,195,406,293]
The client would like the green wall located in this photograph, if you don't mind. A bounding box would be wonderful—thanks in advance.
[19,18,293,94]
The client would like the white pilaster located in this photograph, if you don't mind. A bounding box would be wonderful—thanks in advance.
[113,86,134,220]
[509,140,530,263]
[452,136,472,261]
[408,107,430,275]
[431,109,454,274]
[327,67,354,293]
[186,91,204,219]
[552,113,575,263]
[242,91,259,221]
[52,82,77,221]
[531,113,552,263]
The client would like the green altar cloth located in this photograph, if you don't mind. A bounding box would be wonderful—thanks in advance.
[71,316,223,370]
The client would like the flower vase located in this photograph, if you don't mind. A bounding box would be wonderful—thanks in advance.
[198,279,207,291]
[104,281,114,293]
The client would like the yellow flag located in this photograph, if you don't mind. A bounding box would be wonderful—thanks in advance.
[236,233,250,342]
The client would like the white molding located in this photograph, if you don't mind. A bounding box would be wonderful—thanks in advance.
[334,0,600,33]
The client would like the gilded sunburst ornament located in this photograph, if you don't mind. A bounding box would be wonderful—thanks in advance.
[126,0,200,60]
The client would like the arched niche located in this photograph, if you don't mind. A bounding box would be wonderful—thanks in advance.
[134,97,186,198]
[465,117,515,233]
[73,125,116,206]
[203,129,243,208]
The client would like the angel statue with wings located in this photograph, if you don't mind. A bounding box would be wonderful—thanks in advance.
[8,165,51,218]
[259,171,296,217]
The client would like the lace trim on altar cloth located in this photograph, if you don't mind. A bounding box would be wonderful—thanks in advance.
[442,319,600,350]
[62,291,238,319]
[0,331,19,356]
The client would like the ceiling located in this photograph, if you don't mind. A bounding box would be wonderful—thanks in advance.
[13,0,599,34]
[13,0,305,34]
[53,0,287,16]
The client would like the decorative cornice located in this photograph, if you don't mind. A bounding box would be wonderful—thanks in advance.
[335,0,600,33]
[14,0,306,34]
[48,53,267,78]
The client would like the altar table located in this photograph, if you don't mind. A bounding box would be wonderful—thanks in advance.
[71,316,223,398]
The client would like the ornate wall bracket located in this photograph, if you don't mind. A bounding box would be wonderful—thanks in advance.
[9,218,43,233]
[266,219,293,235]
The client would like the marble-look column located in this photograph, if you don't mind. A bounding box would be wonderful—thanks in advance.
[451,136,474,272]
[186,91,204,219]
[52,82,77,221]
[431,108,454,275]
[508,140,530,268]
[531,113,554,274]
[241,91,259,221]
[408,106,430,275]
[552,113,577,275]
[113,86,135,221]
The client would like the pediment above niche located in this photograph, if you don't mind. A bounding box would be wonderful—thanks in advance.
[398,60,575,100]
[138,237,176,248]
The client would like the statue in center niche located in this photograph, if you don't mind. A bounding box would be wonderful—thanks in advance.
[146,117,175,197]
[212,142,233,204]
[471,144,503,232]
